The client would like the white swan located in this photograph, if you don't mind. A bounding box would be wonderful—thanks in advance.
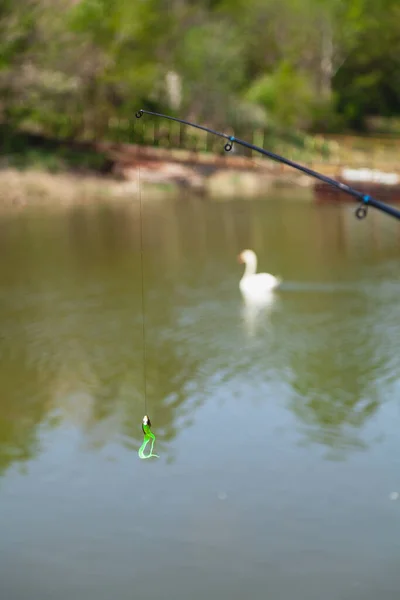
[238,249,281,298]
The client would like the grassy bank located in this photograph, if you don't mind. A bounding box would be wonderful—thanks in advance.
[0,125,113,174]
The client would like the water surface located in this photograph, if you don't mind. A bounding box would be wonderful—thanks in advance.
[0,195,400,600]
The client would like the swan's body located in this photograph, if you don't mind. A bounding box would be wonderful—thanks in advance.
[238,249,281,298]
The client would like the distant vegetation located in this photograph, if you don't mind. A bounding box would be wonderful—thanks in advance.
[1,0,400,155]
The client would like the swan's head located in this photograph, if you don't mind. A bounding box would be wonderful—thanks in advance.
[238,249,257,267]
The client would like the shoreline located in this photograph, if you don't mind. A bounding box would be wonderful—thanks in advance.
[1,135,399,208]
[0,158,316,209]
[0,127,340,207]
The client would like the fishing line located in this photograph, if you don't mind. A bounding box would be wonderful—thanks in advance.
[135,109,400,222]
[137,165,158,459]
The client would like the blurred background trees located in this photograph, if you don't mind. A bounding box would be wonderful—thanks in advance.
[1,0,400,142]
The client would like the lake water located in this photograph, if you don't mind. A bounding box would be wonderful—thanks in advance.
[0,195,400,600]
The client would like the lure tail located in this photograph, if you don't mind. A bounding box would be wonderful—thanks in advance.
[138,433,159,459]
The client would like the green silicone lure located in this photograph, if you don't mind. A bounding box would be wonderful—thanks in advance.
[138,415,159,459]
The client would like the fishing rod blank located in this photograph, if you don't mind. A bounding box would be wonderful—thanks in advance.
[135,109,400,222]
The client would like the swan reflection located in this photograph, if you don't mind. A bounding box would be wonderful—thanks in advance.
[241,291,278,337]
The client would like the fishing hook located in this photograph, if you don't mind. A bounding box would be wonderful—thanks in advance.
[135,109,400,222]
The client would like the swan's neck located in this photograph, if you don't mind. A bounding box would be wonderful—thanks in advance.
[242,255,257,278]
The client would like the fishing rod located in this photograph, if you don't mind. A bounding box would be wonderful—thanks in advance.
[135,109,400,222]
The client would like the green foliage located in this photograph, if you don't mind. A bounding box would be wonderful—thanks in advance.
[0,0,399,147]
[333,0,400,129]
[175,20,246,126]
[245,62,316,129]
[0,125,111,172]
